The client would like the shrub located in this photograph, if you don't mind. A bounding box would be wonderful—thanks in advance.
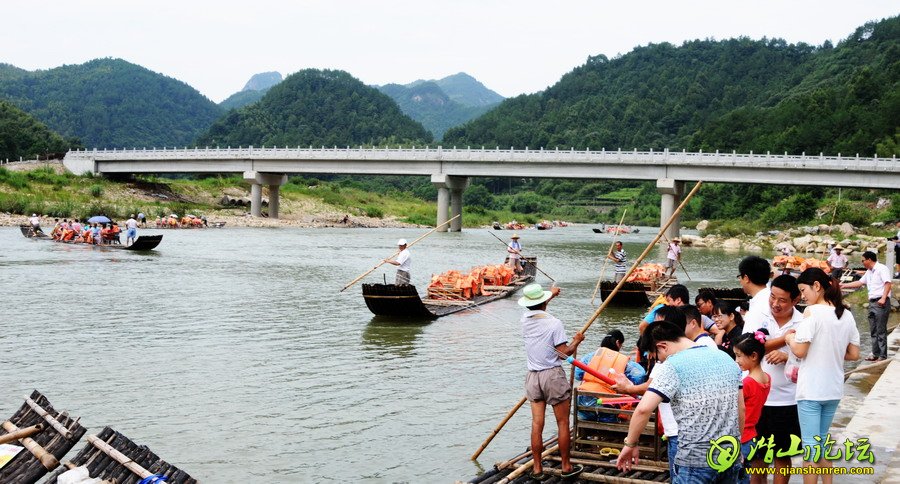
[364,206,383,218]
[89,184,104,198]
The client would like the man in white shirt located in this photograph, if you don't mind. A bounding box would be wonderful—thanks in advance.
[745,275,804,481]
[507,233,523,274]
[125,215,139,246]
[664,238,681,278]
[842,251,893,361]
[739,256,772,334]
[826,245,848,280]
[384,239,412,285]
[28,213,42,235]
[680,305,718,348]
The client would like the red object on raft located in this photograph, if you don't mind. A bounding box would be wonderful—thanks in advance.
[566,356,617,385]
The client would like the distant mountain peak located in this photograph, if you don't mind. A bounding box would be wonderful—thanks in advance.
[242,72,282,92]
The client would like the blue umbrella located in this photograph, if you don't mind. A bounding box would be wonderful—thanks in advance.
[87,215,111,224]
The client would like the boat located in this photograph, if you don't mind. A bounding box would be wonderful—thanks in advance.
[535,221,553,230]
[45,426,196,484]
[599,263,676,307]
[606,225,631,234]
[20,225,163,251]
[491,221,503,230]
[362,257,537,318]
[0,390,87,484]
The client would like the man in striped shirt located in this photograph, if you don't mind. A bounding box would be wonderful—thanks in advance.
[608,241,627,282]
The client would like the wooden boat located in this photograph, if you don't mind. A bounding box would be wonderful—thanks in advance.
[45,426,196,484]
[606,225,631,234]
[20,225,163,251]
[600,265,677,307]
[362,257,537,318]
[0,390,87,484]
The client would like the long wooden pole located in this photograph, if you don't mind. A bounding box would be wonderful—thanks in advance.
[340,213,460,292]
[471,397,527,460]
[87,434,153,479]
[487,231,556,282]
[660,233,692,281]
[474,180,703,465]
[24,395,73,439]
[498,443,560,484]
[2,420,59,470]
[590,209,628,305]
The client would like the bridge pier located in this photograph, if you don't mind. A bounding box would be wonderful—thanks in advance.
[657,178,684,240]
[431,174,470,232]
[244,171,288,218]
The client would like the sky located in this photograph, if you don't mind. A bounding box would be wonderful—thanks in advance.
[3,1,898,103]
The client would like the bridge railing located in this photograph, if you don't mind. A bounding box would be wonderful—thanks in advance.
[66,146,897,171]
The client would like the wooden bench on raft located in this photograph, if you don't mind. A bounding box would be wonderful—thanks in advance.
[0,390,87,484]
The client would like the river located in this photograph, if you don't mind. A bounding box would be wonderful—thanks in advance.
[0,225,886,482]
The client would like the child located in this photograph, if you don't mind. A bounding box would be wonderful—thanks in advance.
[734,329,771,484]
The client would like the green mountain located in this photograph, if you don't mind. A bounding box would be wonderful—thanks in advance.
[196,69,432,147]
[0,58,222,149]
[378,81,496,140]
[219,72,283,111]
[0,100,72,161]
[426,72,504,107]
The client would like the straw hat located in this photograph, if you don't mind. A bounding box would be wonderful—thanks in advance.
[834,245,844,251]
[518,283,553,307]
[511,233,520,239]
[397,239,408,246]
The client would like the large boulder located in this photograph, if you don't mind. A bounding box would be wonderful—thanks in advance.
[792,235,813,251]
[681,234,703,246]
[723,238,742,250]
[818,224,831,233]
[839,222,855,237]
[696,220,709,231]
[774,242,796,254]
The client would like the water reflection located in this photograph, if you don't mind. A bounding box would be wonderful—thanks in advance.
[362,317,429,357]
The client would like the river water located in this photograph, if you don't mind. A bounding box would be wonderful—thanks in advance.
[0,226,885,483]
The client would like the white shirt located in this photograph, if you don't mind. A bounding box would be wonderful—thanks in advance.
[667,243,681,261]
[30,216,40,226]
[859,262,891,299]
[793,304,860,401]
[125,218,138,229]
[649,363,678,437]
[692,333,718,349]
[508,241,521,260]
[758,308,804,406]
[827,252,847,269]
[520,310,567,371]
[742,287,771,334]
[395,248,411,272]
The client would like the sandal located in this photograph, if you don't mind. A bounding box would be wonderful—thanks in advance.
[528,471,549,482]
[561,464,585,479]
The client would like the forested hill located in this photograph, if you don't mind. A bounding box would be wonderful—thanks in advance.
[0,100,71,161]
[196,69,432,147]
[219,72,284,111]
[444,16,900,158]
[0,58,222,149]
[378,81,495,139]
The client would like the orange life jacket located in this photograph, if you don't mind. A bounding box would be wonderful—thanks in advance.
[577,347,629,395]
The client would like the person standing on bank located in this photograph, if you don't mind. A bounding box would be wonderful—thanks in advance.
[518,283,585,481]
[384,239,412,285]
[664,238,681,278]
[507,233,523,274]
[608,241,628,282]
[841,251,893,361]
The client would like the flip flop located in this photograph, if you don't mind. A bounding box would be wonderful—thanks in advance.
[560,464,585,479]
[528,471,549,482]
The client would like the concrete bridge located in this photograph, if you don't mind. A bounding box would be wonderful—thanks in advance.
[63,146,899,238]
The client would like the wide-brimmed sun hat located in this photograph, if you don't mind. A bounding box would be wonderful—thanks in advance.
[511,233,520,239]
[518,283,553,307]
[397,239,408,246]
[834,245,845,251]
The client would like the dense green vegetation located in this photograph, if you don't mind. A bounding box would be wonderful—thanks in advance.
[424,72,505,107]
[378,81,496,139]
[196,69,432,147]
[219,72,283,111]
[0,100,73,161]
[0,58,223,149]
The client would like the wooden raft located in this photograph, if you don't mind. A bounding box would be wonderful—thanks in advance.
[45,426,197,484]
[0,390,87,484]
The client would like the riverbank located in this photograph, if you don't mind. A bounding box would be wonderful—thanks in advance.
[683,222,894,257]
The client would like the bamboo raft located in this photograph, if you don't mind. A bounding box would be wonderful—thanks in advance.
[698,287,749,311]
[0,390,87,484]
[19,225,163,251]
[467,388,670,483]
[362,257,537,318]
[599,276,677,308]
[45,427,196,484]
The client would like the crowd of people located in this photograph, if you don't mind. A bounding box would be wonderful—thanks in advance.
[28,214,143,246]
[517,250,894,483]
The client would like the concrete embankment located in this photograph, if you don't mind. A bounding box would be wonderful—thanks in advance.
[833,324,900,482]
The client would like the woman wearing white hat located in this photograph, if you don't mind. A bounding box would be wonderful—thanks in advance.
[384,239,411,285]
[507,233,523,274]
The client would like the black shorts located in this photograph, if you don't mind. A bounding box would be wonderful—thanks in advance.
[754,405,801,459]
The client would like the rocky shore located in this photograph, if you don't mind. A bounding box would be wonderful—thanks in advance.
[683,220,893,256]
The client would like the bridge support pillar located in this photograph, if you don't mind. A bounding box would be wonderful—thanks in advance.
[431,174,470,232]
[657,178,684,241]
[244,171,288,218]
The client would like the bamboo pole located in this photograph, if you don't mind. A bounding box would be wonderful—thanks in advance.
[86,434,153,479]
[845,357,893,378]
[660,233,692,281]
[496,436,559,470]
[477,180,704,470]
[1,420,59,470]
[340,213,460,292]
[487,231,556,282]
[0,424,43,445]
[590,209,628,305]
[471,397,527,460]
[24,395,73,439]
